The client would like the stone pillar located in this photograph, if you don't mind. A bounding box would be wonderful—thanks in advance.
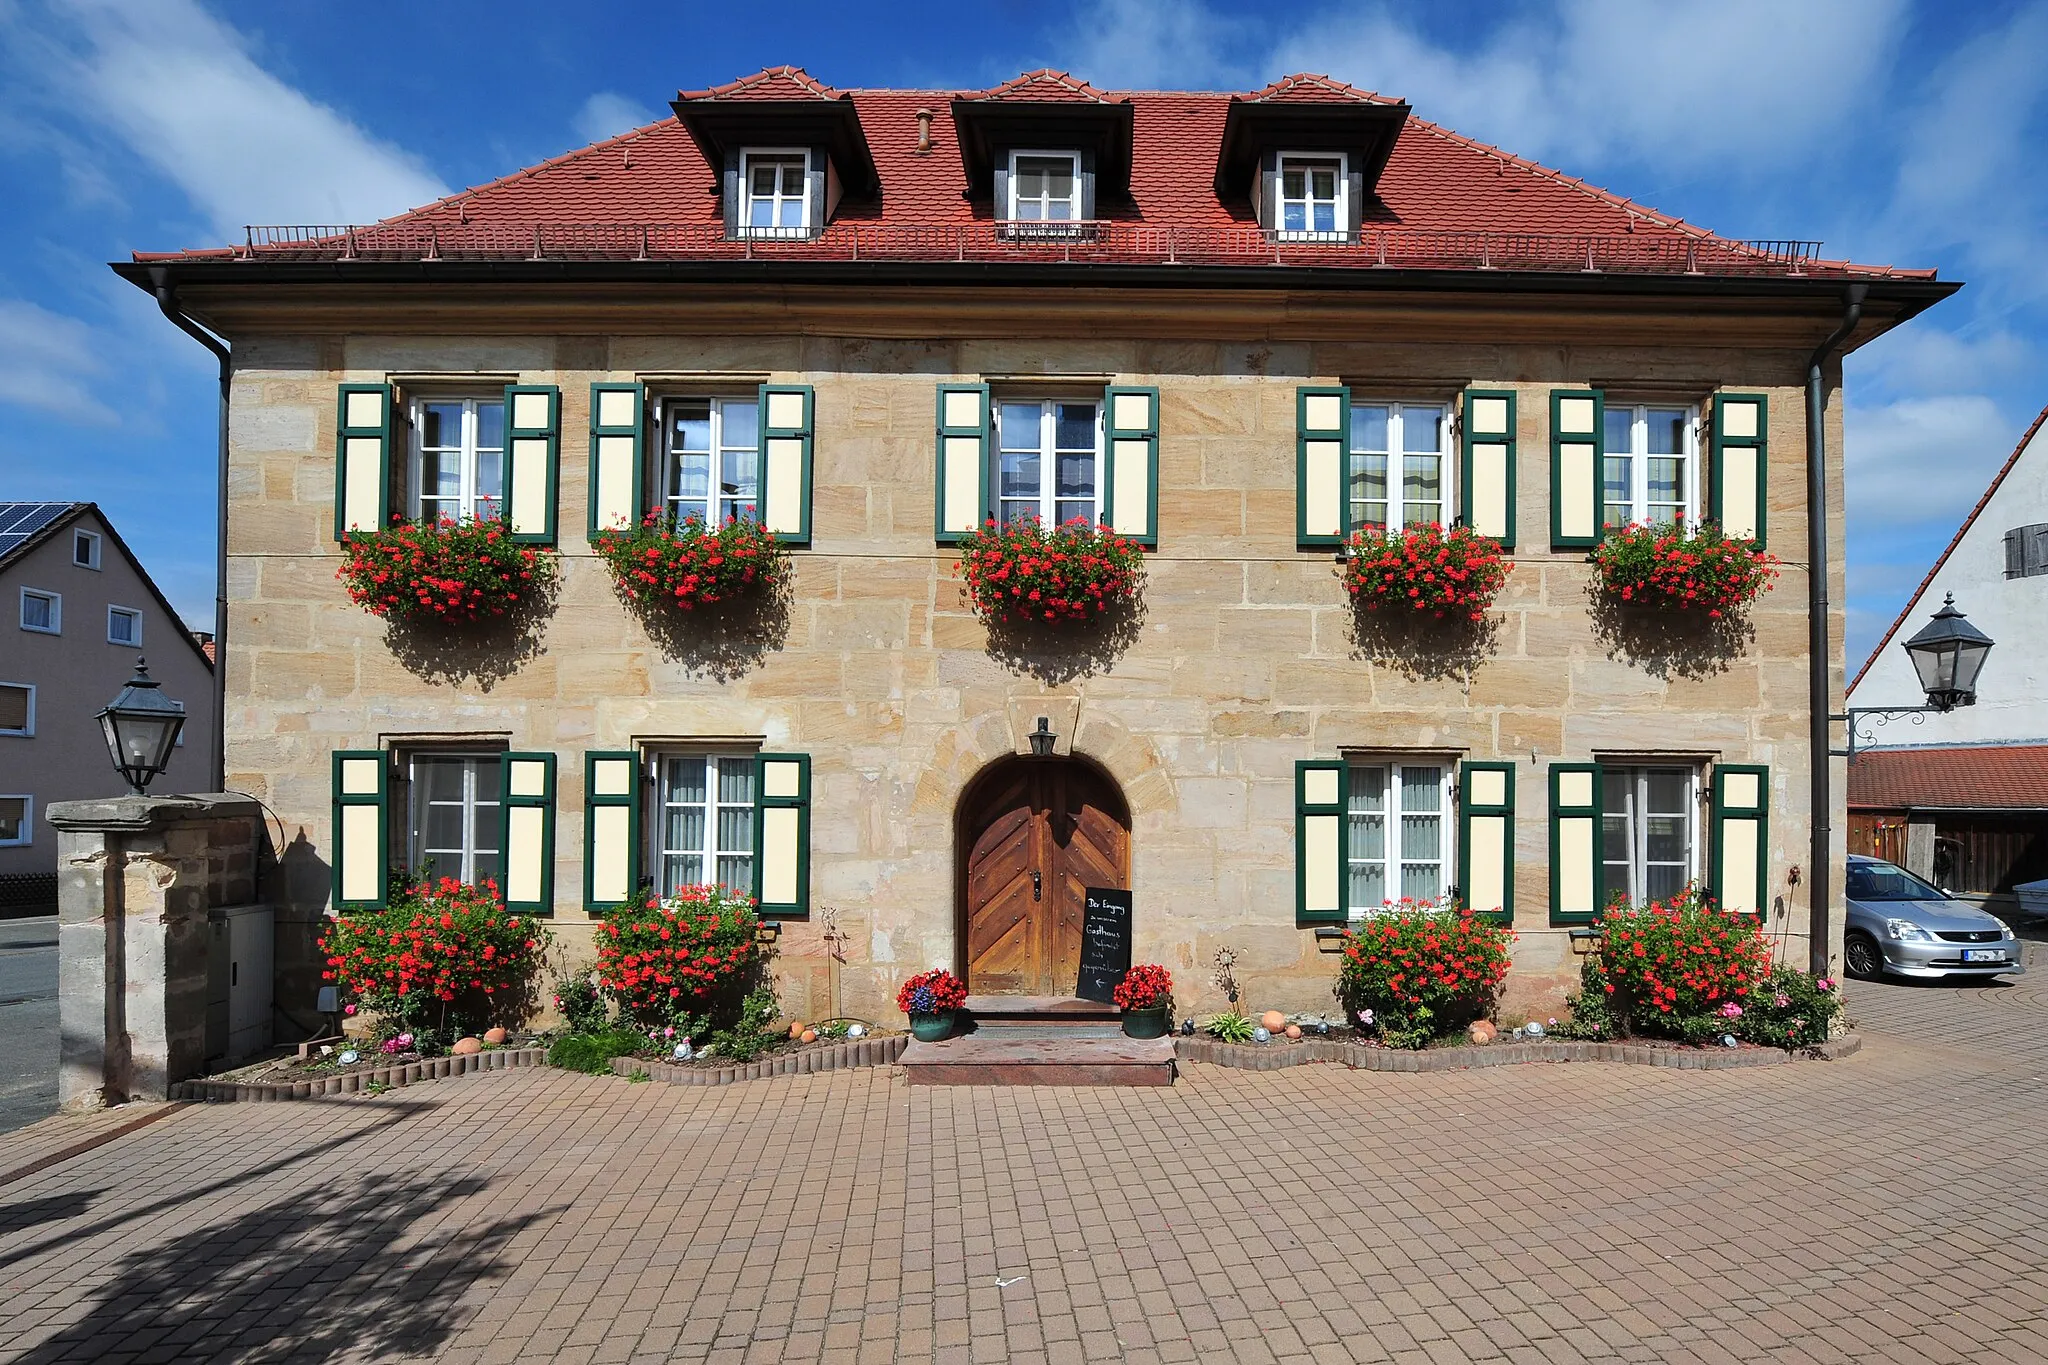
[1906,816,1938,881]
[45,794,263,1109]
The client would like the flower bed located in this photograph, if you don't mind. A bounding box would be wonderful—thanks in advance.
[320,877,550,1044]
[1336,900,1515,1048]
[1342,522,1510,620]
[592,886,763,1034]
[337,516,556,624]
[590,512,788,612]
[1590,523,1779,617]
[956,517,1143,624]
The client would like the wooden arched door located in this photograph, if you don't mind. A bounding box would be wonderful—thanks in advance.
[959,758,1130,997]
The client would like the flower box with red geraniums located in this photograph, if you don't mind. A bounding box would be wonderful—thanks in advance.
[593,886,761,1033]
[590,512,788,613]
[1342,523,1510,621]
[1590,522,1779,618]
[956,517,1143,625]
[319,877,551,1042]
[337,516,556,625]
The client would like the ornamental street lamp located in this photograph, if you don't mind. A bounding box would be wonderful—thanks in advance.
[1028,716,1058,757]
[1834,594,1995,756]
[97,657,186,795]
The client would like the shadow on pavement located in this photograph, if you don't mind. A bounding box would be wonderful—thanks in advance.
[0,1189,102,1235]
[13,1170,560,1363]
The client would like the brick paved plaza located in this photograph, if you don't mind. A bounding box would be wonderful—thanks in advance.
[2,958,2044,1365]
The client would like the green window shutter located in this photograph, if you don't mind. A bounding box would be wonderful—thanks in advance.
[1711,393,1769,547]
[753,753,812,919]
[587,383,646,540]
[331,750,389,910]
[503,385,560,546]
[1295,759,1348,925]
[1549,388,1605,549]
[498,752,557,916]
[335,384,394,541]
[583,751,641,913]
[1460,389,1517,548]
[758,384,815,546]
[1711,765,1769,918]
[1102,385,1160,546]
[1297,386,1350,550]
[1458,761,1516,925]
[935,383,990,545]
[1547,762,1603,925]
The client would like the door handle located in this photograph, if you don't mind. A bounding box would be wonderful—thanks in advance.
[1031,870,1041,901]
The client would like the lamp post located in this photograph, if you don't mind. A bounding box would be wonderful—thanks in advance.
[1027,716,1058,757]
[1833,594,1994,757]
[96,657,187,795]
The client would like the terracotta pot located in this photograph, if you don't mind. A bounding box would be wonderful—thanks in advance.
[482,1027,508,1045]
[452,1037,482,1055]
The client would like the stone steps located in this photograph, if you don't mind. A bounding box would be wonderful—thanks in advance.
[901,1032,1176,1085]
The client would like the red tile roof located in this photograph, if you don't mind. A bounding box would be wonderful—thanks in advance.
[1848,745,2048,811]
[128,68,1937,281]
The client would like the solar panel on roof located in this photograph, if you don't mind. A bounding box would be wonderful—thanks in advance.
[0,503,76,561]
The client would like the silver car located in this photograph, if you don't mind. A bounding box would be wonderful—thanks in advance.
[1844,853,2025,981]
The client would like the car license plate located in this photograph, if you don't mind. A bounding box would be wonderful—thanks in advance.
[1962,949,2007,962]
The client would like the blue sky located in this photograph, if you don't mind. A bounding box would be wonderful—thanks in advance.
[1,0,2043,668]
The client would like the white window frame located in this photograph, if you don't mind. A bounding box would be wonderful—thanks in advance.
[1006,149,1084,227]
[1601,765,1701,905]
[72,529,101,570]
[1275,152,1349,241]
[658,395,761,526]
[0,682,33,738]
[404,752,503,887]
[19,588,59,635]
[650,751,758,898]
[738,148,812,239]
[1345,757,1455,917]
[994,397,1105,528]
[1602,403,1700,530]
[1348,400,1452,532]
[0,794,31,847]
[407,394,505,525]
[107,605,142,647]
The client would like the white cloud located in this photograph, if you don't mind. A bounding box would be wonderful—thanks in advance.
[1063,0,1256,90]
[572,91,661,145]
[0,299,116,425]
[1845,393,2017,532]
[31,0,448,236]
[1851,323,2035,402]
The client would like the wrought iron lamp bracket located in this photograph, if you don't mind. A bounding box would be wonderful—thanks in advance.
[1829,705,1941,759]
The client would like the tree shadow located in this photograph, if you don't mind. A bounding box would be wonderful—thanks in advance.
[381,574,560,692]
[12,1170,560,1364]
[1345,606,1504,684]
[1585,581,1752,681]
[978,591,1147,685]
[0,1190,102,1237]
[618,574,794,683]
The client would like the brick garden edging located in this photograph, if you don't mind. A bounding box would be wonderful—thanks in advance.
[613,1033,909,1085]
[1177,1034,1862,1072]
[168,1046,550,1102]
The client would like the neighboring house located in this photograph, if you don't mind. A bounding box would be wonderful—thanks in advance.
[118,67,1955,1020]
[1848,405,2048,902]
[0,503,216,896]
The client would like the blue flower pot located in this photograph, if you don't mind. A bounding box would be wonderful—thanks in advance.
[909,1011,955,1042]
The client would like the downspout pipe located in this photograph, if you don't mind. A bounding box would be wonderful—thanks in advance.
[148,269,230,795]
[1805,282,1866,978]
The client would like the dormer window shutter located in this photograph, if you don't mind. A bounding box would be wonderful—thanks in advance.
[1103,385,1159,546]
[1460,388,1517,548]
[588,383,646,539]
[758,383,815,544]
[1711,393,1768,546]
[1549,388,1604,549]
[503,384,560,546]
[334,384,394,541]
[935,383,991,544]
[1296,385,1350,549]
[721,150,741,239]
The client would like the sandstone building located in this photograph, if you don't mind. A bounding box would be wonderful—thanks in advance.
[119,68,1956,1022]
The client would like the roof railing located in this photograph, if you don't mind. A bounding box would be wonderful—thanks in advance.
[217,222,1838,276]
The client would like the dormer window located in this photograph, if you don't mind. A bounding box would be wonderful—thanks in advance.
[741,149,811,238]
[1008,151,1081,223]
[1277,153,1347,239]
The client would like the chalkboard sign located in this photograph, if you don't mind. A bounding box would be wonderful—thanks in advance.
[1075,887,1134,1004]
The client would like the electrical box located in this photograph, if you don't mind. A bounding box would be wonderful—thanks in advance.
[206,904,274,1063]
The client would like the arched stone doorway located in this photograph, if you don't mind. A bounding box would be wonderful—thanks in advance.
[955,755,1131,997]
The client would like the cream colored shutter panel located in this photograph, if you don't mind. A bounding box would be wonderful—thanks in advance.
[502,385,560,544]
[1297,387,1349,549]
[1549,389,1604,548]
[587,384,645,538]
[1712,393,1768,545]
[498,752,556,914]
[1711,766,1768,916]
[1295,760,1348,925]
[753,753,811,918]
[583,751,640,911]
[1458,762,1515,924]
[334,384,394,540]
[1104,386,1159,545]
[758,384,814,544]
[1548,763,1602,923]
[331,751,388,910]
[1460,389,1517,547]
[935,383,990,544]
